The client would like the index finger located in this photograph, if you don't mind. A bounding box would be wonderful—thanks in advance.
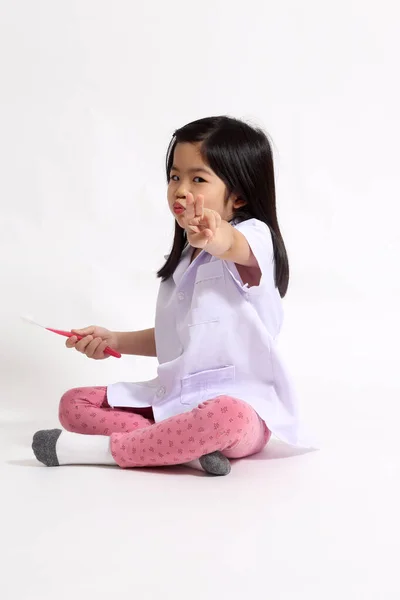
[185,192,195,220]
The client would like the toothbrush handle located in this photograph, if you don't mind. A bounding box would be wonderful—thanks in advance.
[47,328,122,359]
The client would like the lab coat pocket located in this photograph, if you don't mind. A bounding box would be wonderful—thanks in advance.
[188,306,219,327]
[180,365,236,406]
[192,260,225,315]
[195,259,224,283]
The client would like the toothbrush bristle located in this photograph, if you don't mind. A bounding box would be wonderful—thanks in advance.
[21,316,44,328]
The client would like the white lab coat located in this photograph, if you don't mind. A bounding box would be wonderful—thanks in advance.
[107,218,314,447]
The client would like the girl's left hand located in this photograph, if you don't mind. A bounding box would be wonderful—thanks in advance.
[183,192,222,248]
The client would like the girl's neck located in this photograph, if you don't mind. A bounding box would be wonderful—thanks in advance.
[190,247,202,264]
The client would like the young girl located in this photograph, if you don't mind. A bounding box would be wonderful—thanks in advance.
[32,115,312,476]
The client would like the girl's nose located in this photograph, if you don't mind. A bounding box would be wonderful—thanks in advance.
[176,186,188,199]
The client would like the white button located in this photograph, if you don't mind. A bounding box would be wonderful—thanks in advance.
[177,292,185,301]
[156,386,166,398]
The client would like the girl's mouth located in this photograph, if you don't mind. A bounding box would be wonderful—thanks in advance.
[173,204,185,214]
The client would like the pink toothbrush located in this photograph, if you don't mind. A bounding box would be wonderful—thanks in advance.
[21,316,121,358]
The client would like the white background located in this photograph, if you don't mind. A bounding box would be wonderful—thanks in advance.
[1,1,399,599]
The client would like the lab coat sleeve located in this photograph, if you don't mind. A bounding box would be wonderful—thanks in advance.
[224,218,275,295]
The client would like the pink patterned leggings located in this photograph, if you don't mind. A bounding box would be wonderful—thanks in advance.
[58,387,271,468]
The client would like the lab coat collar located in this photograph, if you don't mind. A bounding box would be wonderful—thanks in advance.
[164,245,205,287]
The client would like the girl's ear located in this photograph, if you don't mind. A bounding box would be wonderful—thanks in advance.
[233,197,247,208]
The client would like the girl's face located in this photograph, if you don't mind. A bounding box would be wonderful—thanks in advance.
[168,142,244,225]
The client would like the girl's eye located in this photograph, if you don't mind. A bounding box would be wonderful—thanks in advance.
[194,177,206,183]
[170,175,179,182]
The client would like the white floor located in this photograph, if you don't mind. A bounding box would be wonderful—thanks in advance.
[2,387,400,600]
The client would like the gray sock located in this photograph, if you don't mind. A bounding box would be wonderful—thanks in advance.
[199,451,231,476]
[32,429,62,467]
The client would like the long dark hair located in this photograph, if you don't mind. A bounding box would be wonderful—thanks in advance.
[156,116,289,297]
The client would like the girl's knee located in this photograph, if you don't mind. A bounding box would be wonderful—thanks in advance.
[58,389,80,429]
[59,388,78,409]
[200,396,261,432]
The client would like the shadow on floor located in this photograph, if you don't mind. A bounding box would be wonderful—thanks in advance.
[246,439,315,461]
[6,459,208,476]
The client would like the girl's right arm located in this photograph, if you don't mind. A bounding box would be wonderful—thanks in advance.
[114,328,156,357]
[66,327,156,359]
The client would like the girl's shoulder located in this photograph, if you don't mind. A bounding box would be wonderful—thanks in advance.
[232,217,273,252]
[232,216,271,233]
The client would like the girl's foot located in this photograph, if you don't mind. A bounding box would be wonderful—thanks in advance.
[32,429,115,466]
[32,430,231,475]
[32,429,62,466]
[199,451,231,475]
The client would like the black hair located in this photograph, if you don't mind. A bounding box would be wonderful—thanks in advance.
[156,115,289,297]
